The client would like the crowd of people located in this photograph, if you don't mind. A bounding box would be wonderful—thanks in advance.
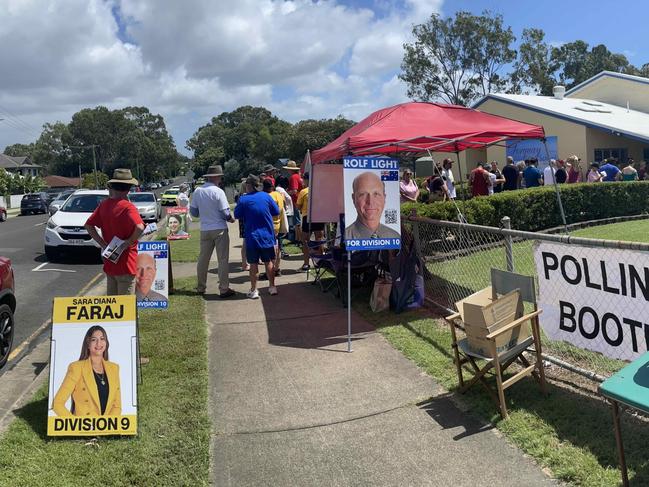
[401,155,647,202]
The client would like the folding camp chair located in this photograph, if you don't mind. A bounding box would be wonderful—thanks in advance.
[306,239,339,294]
[444,269,547,419]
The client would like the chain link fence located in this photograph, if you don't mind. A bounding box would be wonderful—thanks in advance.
[409,214,649,384]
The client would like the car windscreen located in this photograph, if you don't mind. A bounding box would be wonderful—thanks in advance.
[60,194,108,213]
[164,190,179,196]
[54,192,74,203]
[23,194,43,200]
[129,194,156,203]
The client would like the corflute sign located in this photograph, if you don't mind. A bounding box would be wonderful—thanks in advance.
[534,241,649,361]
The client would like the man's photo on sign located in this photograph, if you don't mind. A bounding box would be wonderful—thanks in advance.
[52,325,121,417]
[135,252,167,305]
[344,170,400,240]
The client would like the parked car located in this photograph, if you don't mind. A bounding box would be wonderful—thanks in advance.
[48,189,76,215]
[44,189,109,261]
[0,205,6,222]
[0,256,16,368]
[160,188,180,206]
[150,183,159,190]
[20,192,49,215]
[128,192,161,222]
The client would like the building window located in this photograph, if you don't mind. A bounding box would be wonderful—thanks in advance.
[643,148,649,161]
[594,148,628,163]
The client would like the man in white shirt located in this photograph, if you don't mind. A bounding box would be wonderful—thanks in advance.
[189,165,236,298]
[441,159,457,199]
[543,160,557,185]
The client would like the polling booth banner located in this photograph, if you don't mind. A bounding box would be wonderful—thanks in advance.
[136,241,169,309]
[506,136,557,171]
[166,207,190,240]
[343,156,401,251]
[534,241,649,361]
[47,295,138,436]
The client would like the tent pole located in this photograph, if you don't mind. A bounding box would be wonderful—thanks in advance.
[542,140,569,234]
[347,249,352,352]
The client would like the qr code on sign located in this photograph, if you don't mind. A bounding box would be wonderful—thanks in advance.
[384,209,398,225]
[154,279,165,291]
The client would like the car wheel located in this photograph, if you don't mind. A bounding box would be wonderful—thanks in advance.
[0,303,15,368]
[45,246,60,262]
[0,211,6,222]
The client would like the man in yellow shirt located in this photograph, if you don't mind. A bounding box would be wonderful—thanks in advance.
[263,179,285,278]
[296,172,324,271]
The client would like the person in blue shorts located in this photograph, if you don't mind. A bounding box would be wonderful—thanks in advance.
[234,174,280,299]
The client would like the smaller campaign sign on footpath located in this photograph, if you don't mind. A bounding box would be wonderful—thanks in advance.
[47,295,138,437]
[166,206,190,240]
[534,241,649,361]
[343,156,401,251]
[136,241,169,309]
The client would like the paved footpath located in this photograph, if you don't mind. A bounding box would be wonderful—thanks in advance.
[173,223,557,487]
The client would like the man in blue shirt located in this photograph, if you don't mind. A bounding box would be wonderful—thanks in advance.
[234,174,280,299]
[599,159,621,181]
[522,158,543,188]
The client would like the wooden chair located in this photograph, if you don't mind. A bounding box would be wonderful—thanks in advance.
[444,269,547,419]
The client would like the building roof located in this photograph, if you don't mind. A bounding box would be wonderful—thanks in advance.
[0,153,41,170]
[566,70,649,96]
[474,93,649,144]
[44,175,81,188]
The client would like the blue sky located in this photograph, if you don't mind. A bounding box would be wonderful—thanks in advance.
[1,0,648,158]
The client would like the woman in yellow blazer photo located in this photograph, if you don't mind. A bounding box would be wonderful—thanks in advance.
[52,325,121,417]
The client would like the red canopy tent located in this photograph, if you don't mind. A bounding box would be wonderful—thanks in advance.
[311,101,545,164]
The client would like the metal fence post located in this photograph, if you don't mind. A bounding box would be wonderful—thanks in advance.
[501,216,514,272]
[410,209,423,262]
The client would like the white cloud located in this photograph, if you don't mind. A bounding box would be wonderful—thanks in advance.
[0,0,444,155]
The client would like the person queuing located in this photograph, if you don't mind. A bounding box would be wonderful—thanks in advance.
[274,175,293,259]
[502,156,520,190]
[489,161,504,193]
[543,159,557,185]
[441,159,457,199]
[555,160,568,183]
[235,178,249,271]
[523,158,543,188]
[587,162,604,182]
[566,155,582,183]
[234,175,280,298]
[284,160,303,243]
[399,169,419,203]
[621,160,639,181]
[296,172,325,271]
[600,158,621,181]
[189,165,236,298]
[469,162,491,197]
[85,168,145,295]
[425,165,449,201]
[261,178,286,279]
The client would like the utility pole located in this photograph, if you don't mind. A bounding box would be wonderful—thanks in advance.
[91,145,99,189]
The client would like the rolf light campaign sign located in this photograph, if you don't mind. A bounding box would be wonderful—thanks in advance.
[47,295,138,436]
[534,242,649,361]
[343,156,401,250]
[136,241,169,309]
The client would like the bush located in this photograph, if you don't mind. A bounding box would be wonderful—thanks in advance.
[402,182,649,231]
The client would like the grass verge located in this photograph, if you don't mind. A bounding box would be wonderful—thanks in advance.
[0,277,209,487]
[352,298,649,486]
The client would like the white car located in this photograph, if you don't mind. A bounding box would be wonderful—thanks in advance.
[128,192,161,222]
[44,189,109,261]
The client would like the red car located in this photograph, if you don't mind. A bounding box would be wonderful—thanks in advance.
[0,205,6,222]
[0,256,16,367]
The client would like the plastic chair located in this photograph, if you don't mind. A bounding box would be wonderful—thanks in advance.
[306,240,339,294]
[444,269,547,419]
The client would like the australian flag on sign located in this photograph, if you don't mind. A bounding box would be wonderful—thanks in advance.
[380,170,398,181]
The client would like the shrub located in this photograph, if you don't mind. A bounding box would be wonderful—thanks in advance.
[402,182,649,231]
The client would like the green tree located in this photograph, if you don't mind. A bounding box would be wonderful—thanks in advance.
[509,28,557,95]
[287,117,355,161]
[3,143,35,158]
[400,11,516,105]
[81,171,109,189]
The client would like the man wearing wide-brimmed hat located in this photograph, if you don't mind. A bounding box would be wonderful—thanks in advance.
[85,168,145,295]
[189,165,236,298]
[262,164,277,185]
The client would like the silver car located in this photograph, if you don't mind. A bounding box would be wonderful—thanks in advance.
[128,192,161,222]
[48,189,76,215]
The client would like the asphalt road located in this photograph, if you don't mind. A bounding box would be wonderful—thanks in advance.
[0,181,181,376]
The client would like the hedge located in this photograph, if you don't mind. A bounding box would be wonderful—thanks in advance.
[401,182,649,232]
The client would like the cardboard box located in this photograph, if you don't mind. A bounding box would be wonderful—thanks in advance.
[455,287,530,358]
